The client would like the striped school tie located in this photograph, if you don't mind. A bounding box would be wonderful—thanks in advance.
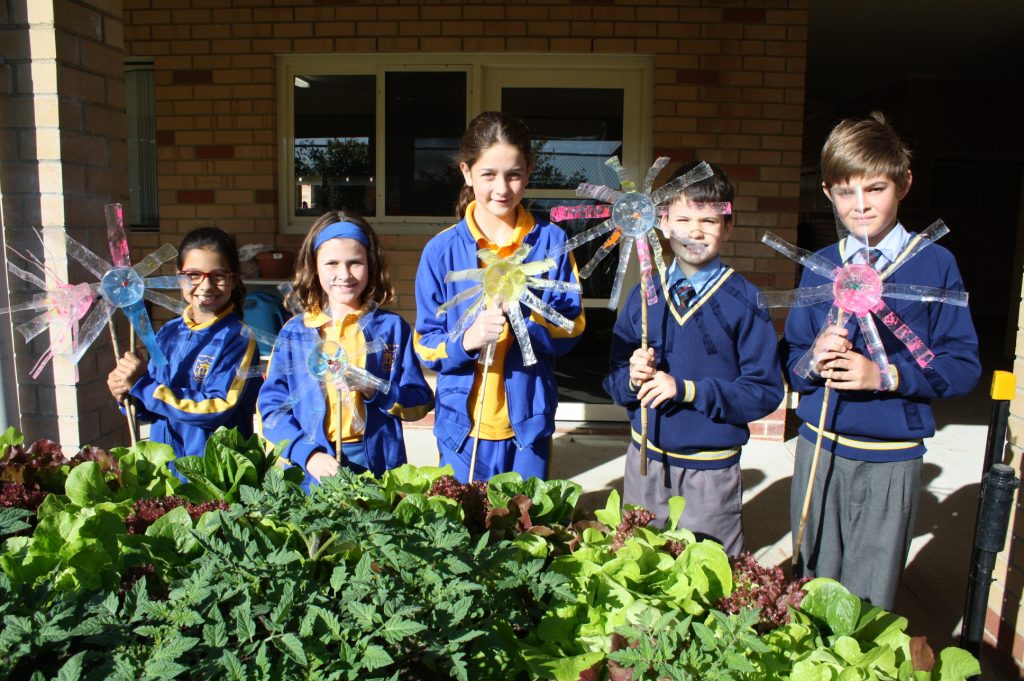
[671,279,696,308]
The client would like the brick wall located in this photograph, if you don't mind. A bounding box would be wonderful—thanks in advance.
[123,0,808,326]
[987,198,1024,676]
[0,0,132,448]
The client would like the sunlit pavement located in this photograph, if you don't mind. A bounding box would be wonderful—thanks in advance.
[404,386,1018,677]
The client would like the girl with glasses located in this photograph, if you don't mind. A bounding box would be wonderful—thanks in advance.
[106,227,262,465]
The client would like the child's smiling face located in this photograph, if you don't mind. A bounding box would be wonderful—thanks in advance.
[460,143,530,232]
[178,247,235,323]
[316,237,369,316]
[824,173,910,246]
[659,197,733,277]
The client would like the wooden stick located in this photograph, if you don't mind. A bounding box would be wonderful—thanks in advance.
[127,327,139,442]
[108,319,137,446]
[335,387,344,462]
[638,277,649,477]
[468,340,496,483]
[793,311,845,567]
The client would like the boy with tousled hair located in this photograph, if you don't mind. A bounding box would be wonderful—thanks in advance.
[781,112,980,608]
[605,162,784,557]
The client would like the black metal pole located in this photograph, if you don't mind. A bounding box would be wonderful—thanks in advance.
[961,463,1020,663]
[961,371,1015,657]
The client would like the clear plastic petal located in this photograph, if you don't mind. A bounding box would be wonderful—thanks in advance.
[880,220,949,279]
[436,284,482,317]
[2,292,53,315]
[64,233,112,280]
[520,259,556,277]
[505,303,536,366]
[105,203,131,268]
[6,261,47,290]
[446,297,485,344]
[575,182,622,205]
[15,314,50,342]
[362,338,386,355]
[133,243,177,277]
[519,289,575,332]
[71,299,115,365]
[881,282,969,307]
[757,283,834,309]
[444,269,485,284]
[604,156,635,192]
[643,157,670,194]
[648,231,670,290]
[143,275,184,289]
[855,312,895,391]
[792,304,842,379]
[546,218,616,259]
[143,289,189,316]
[578,228,622,279]
[523,276,582,294]
[873,301,937,369]
[606,236,634,310]
[649,161,713,206]
[761,232,840,280]
[344,365,391,395]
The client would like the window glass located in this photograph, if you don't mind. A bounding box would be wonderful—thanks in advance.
[384,72,466,216]
[502,88,624,190]
[293,75,375,216]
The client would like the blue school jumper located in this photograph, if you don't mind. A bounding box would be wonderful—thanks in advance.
[413,208,585,478]
[128,305,261,459]
[604,268,784,467]
[781,234,981,460]
[257,307,433,485]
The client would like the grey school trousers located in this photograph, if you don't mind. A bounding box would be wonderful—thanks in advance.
[790,435,921,610]
[622,443,744,557]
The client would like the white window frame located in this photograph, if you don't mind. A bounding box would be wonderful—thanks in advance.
[277,53,652,236]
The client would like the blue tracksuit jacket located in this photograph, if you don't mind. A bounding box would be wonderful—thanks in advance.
[128,306,261,458]
[257,306,434,480]
[413,209,585,455]
[780,236,980,461]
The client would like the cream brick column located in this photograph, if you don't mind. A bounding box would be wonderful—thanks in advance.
[0,0,130,449]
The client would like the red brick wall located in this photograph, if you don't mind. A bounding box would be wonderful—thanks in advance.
[123,0,808,324]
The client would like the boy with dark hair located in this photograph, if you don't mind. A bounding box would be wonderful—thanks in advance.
[782,112,980,608]
[604,162,784,556]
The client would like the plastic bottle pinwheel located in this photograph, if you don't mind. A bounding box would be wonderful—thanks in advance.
[758,221,968,390]
[436,242,581,367]
[261,304,392,461]
[61,204,186,368]
[548,157,715,309]
[0,235,97,380]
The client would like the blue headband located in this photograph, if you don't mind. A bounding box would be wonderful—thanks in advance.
[313,221,369,251]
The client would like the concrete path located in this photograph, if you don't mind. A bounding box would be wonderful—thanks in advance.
[404,385,1016,677]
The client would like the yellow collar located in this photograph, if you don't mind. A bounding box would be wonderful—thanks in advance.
[465,201,534,258]
[184,303,234,331]
[303,305,367,329]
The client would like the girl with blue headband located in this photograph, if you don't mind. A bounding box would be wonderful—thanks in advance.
[258,211,433,486]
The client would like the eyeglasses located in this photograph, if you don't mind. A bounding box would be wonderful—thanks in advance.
[177,270,235,286]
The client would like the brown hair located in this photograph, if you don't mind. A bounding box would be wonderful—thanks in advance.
[289,211,395,314]
[178,225,246,319]
[667,161,736,226]
[820,111,912,192]
[454,111,535,219]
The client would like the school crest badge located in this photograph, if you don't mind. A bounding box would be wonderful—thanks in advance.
[381,344,397,373]
[193,354,215,383]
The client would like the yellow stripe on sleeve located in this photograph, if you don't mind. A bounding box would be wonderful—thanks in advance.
[413,330,449,361]
[153,336,257,414]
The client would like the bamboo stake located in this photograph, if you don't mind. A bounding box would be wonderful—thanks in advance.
[127,327,139,442]
[793,310,845,568]
[468,340,496,483]
[334,386,343,463]
[108,319,137,446]
[638,277,649,477]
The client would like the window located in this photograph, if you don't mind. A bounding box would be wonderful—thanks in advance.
[277,54,651,235]
[125,61,158,231]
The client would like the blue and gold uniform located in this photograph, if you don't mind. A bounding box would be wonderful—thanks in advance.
[258,305,433,484]
[128,304,261,458]
[414,202,585,481]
